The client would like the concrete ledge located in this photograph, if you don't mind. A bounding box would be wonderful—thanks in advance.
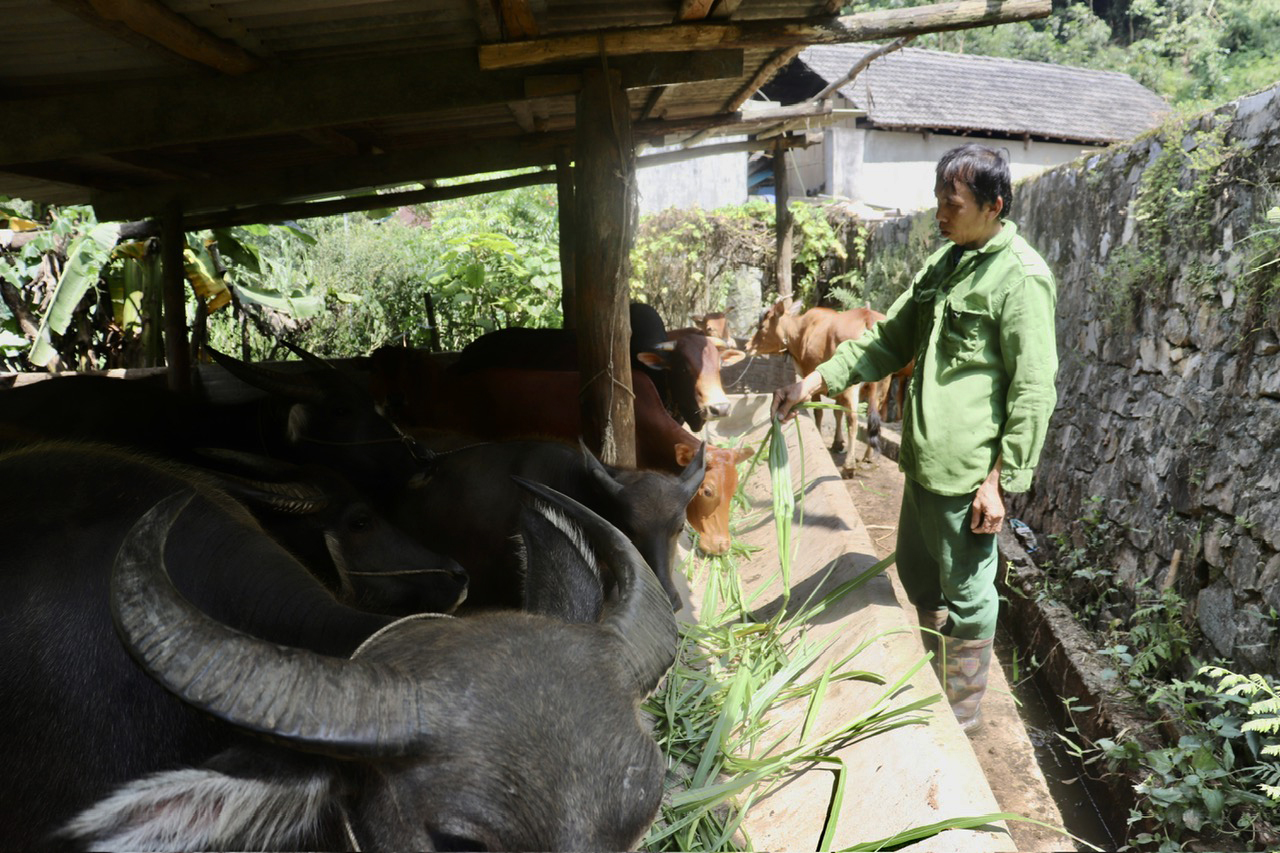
[679,394,1013,852]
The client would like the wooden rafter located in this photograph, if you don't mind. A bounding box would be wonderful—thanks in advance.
[0,49,742,168]
[473,0,503,42]
[498,0,540,39]
[478,0,1050,70]
[58,0,261,74]
[711,0,744,18]
[677,0,716,21]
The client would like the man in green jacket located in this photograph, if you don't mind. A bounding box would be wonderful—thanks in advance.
[772,144,1058,733]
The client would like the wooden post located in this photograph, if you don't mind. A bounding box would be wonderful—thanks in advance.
[161,200,191,393]
[573,68,636,467]
[774,140,794,300]
[555,147,577,329]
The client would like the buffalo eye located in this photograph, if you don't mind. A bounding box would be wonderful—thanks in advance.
[428,830,487,851]
[347,513,371,532]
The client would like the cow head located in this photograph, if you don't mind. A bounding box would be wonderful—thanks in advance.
[745,297,803,357]
[636,332,744,428]
[693,309,734,343]
[675,442,755,556]
[78,487,675,851]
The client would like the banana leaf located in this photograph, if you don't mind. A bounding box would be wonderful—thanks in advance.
[29,222,119,367]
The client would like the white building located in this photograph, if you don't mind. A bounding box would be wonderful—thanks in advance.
[763,44,1171,213]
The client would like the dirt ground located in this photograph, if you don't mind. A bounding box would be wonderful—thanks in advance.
[815,414,1077,853]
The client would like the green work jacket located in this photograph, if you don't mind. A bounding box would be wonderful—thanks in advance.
[815,221,1058,496]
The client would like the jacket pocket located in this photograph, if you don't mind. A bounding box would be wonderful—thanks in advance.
[940,304,985,363]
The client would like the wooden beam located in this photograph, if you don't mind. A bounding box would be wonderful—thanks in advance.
[0,49,742,168]
[473,0,503,41]
[711,0,745,17]
[726,46,805,111]
[65,0,261,74]
[161,200,190,393]
[773,142,793,299]
[555,149,576,329]
[574,69,636,468]
[478,0,1051,70]
[508,101,538,133]
[641,86,670,121]
[637,136,813,169]
[678,0,716,21]
[497,0,539,39]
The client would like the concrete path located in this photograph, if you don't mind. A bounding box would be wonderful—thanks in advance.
[675,394,1016,852]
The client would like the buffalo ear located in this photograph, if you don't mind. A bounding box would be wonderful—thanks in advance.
[59,753,335,851]
[674,442,698,469]
[635,351,669,370]
[719,348,746,367]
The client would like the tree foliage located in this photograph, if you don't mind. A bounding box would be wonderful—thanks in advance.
[843,0,1280,110]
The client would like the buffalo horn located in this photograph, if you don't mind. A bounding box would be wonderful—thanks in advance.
[279,338,337,372]
[111,491,435,757]
[512,478,676,696]
[206,346,325,403]
[579,439,625,499]
[211,473,329,515]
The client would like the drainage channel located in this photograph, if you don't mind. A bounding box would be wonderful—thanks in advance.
[995,621,1122,851]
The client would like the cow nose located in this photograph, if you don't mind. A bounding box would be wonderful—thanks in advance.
[706,401,730,419]
[698,535,731,556]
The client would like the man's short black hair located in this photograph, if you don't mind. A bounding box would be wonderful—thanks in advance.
[935,144,1012,219]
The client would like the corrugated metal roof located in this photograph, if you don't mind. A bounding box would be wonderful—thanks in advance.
[799,43,1170,144]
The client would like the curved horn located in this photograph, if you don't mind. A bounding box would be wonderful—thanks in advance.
[511,478,676,696]
[705,336,727,348]
[205,346,325,403]
[110,491,433,757]
[279,338,337,372]
[211,473,329,515]
[649,340,677,352]
[579,438,624,499]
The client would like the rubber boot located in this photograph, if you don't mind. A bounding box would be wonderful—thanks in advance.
[940,636,994,735]
[916,607,948,661]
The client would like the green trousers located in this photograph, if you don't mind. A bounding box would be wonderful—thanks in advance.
[896,476,999,640]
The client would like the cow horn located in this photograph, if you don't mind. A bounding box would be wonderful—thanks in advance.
[110,491,435,757]
[512,478,676,697]
[205,346,325,403]
[678,442,706,500]
[279,338,337,372]
[649,340,677,352]
[705,336,727,348]
[579,439,624,499]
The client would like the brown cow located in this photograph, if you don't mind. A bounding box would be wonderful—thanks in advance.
[643,330,745,422]
[691,309,733,343]
[746,297,890,476]
[368,349,753,555]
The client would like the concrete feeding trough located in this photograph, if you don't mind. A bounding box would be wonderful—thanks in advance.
[675,393,1013,852]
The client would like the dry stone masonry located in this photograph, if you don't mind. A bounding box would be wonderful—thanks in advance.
[869,85,1280,674]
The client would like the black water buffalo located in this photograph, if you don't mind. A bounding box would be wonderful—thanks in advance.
[0,443,674,850]
[196,449,468,615]
[397,438,702,611]
[0,346,429,499]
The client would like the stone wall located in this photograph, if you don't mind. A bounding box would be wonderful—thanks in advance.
[869,84,1280,674]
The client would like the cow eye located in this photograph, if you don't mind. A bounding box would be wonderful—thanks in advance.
[701,486,715,499]
[348,513,371,531]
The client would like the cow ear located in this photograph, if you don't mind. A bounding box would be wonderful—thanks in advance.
[60,757,335,851]
[786,299,804,315]
[635,351,669,370]
[734,446,757,463]
[674,442,698,468]
[719,348,746,367]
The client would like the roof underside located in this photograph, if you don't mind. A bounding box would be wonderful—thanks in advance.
[0,0,1054,224]
[798,43,1171,145]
